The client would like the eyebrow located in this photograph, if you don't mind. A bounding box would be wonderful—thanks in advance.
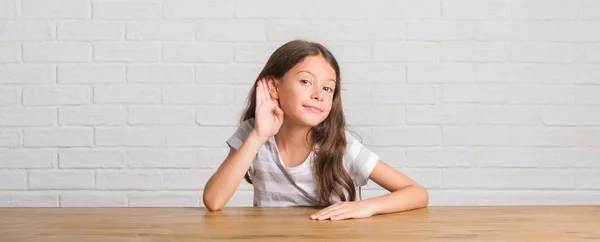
[296,70,336,84]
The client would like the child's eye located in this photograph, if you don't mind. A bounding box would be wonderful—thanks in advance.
[300,79,311,85]
[323,87,333,92]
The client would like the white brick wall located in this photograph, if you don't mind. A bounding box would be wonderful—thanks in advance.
[1,0,599,207]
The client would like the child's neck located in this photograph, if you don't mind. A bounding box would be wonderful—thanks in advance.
[274,121,313,153]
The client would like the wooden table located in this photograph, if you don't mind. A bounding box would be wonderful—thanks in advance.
[1,206,599,241]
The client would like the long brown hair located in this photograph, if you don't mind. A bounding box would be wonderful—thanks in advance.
[239,40,356,206]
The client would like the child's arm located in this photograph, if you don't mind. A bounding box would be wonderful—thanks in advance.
[311,160,429,220]
[203,79,283,211]
[202,130,267,211]
[360,161,429,214]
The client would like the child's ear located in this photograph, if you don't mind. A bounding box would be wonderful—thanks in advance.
[266,77,280,100]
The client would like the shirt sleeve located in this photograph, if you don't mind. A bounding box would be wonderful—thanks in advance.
[225,118,256,176]
[343,130,379,187]
[226,118,255,150]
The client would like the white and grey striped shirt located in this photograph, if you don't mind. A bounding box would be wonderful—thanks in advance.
[226,118,379,207]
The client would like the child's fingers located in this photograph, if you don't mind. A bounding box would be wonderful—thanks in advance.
[310,202,342,219]
[318,208,348,220]
[256,80,263,105]
[261,79,269,103]
[330,213,349,221]
[313,206,345,220]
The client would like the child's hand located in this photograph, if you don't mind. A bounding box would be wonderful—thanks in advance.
[310,201,376,221]
[253,78,284,141]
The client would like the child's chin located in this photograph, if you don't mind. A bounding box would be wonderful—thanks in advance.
[297,115,327,127]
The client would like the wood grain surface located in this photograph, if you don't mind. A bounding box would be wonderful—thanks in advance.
[1,206,599,241]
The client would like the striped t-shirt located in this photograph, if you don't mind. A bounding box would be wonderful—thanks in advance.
[226,118,379,207]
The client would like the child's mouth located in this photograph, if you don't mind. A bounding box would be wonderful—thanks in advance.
[303,105,323,113]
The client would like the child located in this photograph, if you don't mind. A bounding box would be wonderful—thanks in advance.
[203,40,429,221]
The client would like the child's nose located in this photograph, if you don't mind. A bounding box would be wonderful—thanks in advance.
[311,92,324,102]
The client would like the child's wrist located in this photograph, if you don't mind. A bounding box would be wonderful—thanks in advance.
[359,199,379,216]
[248,129,269,144]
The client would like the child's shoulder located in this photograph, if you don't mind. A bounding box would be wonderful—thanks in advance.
[343,129,361,144]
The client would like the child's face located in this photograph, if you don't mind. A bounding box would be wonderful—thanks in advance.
[274,55,337,127]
